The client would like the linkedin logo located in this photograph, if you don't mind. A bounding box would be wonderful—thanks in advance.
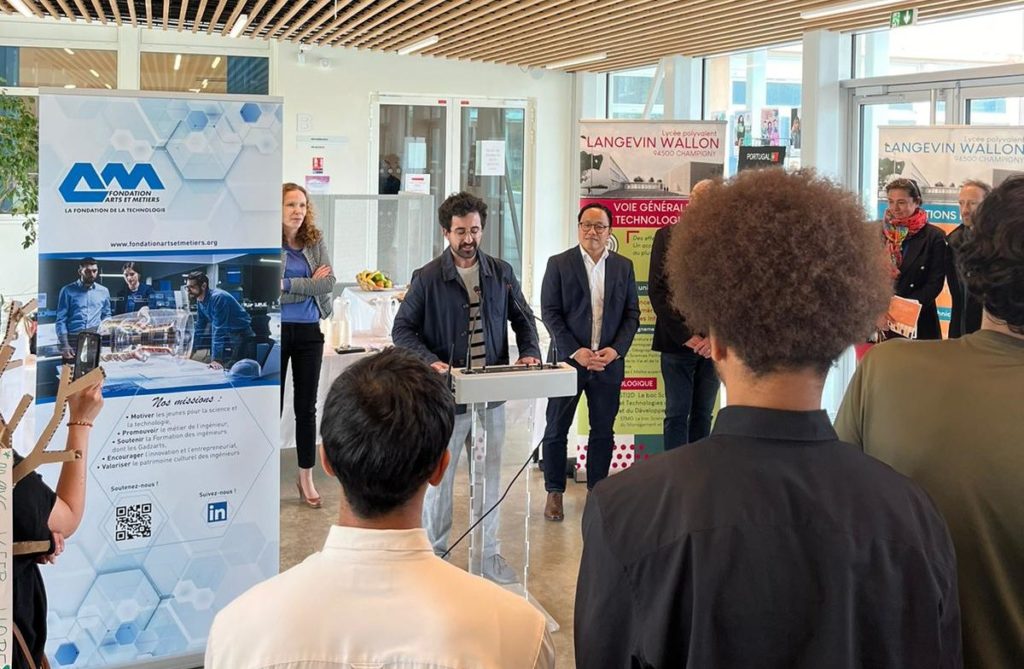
[207,501,228,523]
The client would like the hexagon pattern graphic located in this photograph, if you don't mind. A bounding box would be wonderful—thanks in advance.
[39,94,281,254]
[39,93,282,667]
[166,114,243,181]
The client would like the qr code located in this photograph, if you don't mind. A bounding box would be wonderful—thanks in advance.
[115,503,152,541]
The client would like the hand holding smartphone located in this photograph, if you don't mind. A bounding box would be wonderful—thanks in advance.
[72,331,101,380]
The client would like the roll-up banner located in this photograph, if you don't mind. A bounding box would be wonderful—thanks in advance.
[35,89,282,668]
[577,120,726,475]
[877,126,1024,332]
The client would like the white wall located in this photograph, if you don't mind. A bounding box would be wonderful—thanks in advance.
[0,14,577,299]
[274,42,573,299]
[0,16,574,302]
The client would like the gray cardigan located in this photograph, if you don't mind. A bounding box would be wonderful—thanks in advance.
[280,236,336,319]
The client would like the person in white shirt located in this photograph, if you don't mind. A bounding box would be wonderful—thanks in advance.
[539,203,640,521]
[205,347,554,669]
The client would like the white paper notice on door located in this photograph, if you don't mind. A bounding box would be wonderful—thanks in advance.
[404,173,431,194]
[476,140,506,176]
[405,137,427,169]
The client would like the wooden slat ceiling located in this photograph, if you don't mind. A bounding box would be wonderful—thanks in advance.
[0,0,1019,72]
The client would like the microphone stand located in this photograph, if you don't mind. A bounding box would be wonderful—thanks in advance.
[506,282,559,368]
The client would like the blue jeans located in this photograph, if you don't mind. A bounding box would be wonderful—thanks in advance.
[661,350,720,450]
[423,405,505,558]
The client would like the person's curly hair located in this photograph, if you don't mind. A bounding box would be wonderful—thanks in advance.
[438,191,487,232]
[666,168,892,376]
[282,182,322,246]
[957,174,1024,334]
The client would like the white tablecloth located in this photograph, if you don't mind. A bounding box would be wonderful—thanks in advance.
[340,286,405,335]
[279,335,390,450]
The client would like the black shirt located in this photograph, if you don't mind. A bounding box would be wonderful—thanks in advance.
[13,453,57,669]
[575,406,961,668]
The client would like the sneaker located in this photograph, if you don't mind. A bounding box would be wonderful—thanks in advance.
[482,553,520,585]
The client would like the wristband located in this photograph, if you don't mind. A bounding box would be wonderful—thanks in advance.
[68,420,94,428]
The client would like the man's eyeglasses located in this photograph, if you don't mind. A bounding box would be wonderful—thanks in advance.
[579,223,609,232]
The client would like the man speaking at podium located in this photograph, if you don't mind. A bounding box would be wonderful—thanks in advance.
[392,191,540,584]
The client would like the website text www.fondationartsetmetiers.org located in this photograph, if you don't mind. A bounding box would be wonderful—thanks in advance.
[108,239,219,249]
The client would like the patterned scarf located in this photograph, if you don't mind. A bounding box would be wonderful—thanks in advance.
[882,208,928,275]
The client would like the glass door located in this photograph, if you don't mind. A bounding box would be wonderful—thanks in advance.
[835,88,941,418]
[852,92,939,216]
[963,83,1024,126]
[376,103,447,199]
[459,102,527,278]
[966,96,1024,125]
[374,97,449,260]
[372,95,532,282]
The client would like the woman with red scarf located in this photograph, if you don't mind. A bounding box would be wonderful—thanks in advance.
[882,178,947,339]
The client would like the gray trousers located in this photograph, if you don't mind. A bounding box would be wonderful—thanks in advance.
[423,404,506,558]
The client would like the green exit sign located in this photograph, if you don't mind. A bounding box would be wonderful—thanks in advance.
[890,8,918,28]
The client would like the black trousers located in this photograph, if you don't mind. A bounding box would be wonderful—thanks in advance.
[660,349,720,450]
[542,360,623,492]
[280,323,324,470]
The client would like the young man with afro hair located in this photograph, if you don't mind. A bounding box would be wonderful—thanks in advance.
[574,168,961,668]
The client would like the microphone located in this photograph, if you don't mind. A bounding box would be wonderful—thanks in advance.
[444,340,456,393]
[506,282,558,367]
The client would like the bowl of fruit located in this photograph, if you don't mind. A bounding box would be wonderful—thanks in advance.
[356,270,394,291]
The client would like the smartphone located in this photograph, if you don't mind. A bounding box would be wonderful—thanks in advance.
[73,331,101,380]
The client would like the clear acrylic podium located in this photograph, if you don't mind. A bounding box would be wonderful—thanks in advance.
[451,364,576,631]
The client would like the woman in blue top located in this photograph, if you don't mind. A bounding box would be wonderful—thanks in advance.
[116,262,156,315]
[281,183,336,508]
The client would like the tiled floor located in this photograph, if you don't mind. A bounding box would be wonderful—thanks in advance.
[279,439,589,667]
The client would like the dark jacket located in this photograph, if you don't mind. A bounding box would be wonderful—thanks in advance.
[391,249,540,368]
[945,226,983,339]
[540,246,640,375]
[649,225,693,354]
[575,406,961,668]
[895,223,947,340]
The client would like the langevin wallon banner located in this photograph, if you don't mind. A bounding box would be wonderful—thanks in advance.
[35,89,282,668]
[577,120,726,477]
[877,125,1024,332]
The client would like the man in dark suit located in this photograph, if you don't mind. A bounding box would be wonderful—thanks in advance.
[539,203,640,521]
[649,179,719,450]
[946,179,989,338]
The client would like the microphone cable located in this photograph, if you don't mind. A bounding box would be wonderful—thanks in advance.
[440,389,578,560]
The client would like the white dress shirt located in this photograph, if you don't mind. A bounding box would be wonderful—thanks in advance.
[206,525,554,668]
[581,245,609,349]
